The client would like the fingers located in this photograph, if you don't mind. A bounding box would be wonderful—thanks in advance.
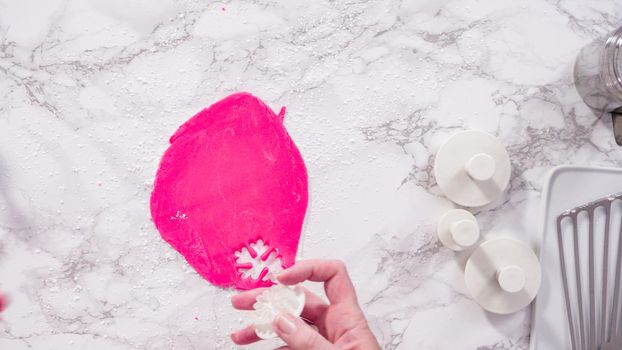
[277,260,357,304]
[300,289,328,322]
[229,286,328,346]
[230,325,260,345]
[274,313,337,350]
[231,287,328,323]
[229,289,267,345]
[231,287,267,310]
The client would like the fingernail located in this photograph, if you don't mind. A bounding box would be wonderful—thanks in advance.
[275,313,297,335]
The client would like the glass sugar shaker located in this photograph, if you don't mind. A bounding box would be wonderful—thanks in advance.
[574,26,622,145]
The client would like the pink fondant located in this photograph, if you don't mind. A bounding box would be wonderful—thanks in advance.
[0,293,6,312]
[150,93,308,290]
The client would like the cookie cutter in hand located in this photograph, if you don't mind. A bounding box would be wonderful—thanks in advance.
[251,284,306,339]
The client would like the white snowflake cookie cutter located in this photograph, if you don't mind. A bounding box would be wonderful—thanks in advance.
[251,284,306,339]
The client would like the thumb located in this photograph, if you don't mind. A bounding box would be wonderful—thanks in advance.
[273,313,336,350]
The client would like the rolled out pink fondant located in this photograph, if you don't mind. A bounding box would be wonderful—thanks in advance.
[150,93,308,290]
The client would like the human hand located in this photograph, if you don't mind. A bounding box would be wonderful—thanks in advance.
[230,259,381,350]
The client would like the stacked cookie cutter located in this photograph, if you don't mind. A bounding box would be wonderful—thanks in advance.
[434,130,542,314]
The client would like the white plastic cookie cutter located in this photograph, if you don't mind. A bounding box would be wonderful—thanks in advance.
[251,284,306,339]
[464,238,541,314]
[437,209,480,251]
[434,130,511,207]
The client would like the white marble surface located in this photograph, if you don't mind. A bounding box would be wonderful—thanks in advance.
[1,0,622,349]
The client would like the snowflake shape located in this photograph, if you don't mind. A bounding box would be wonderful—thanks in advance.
[234,239,284,282]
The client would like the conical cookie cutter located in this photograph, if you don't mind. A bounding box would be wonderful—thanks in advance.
[434,130,511,207]
[437,209,480,251]
[464,238,541,314]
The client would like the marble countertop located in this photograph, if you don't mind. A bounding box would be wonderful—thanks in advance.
[1,0,622,349]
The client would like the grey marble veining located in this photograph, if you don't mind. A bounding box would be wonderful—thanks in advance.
[1,0,622,349]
